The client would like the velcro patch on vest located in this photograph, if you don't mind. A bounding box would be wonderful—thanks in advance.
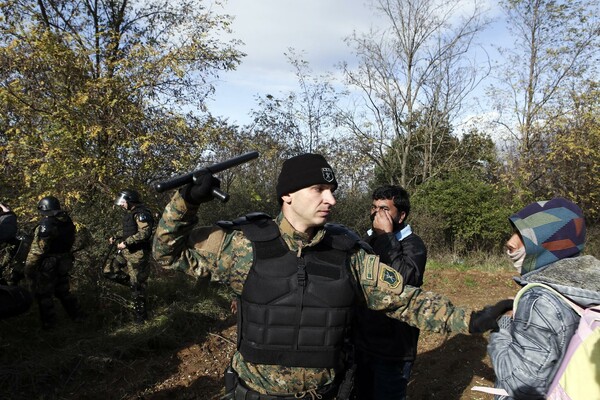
[379,265,403,293]
[306,262,340,279]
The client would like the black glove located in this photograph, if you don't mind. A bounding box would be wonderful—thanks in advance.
[180,172,221,205]
[468,299,513,334]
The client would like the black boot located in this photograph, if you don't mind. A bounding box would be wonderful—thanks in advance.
[103,271,130,286]
[131,285,147,324]
[36,294,56,330]
[59,294,86,322]
[133,296,147,324]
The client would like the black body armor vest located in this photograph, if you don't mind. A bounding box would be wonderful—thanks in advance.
[122,205,153,250]
[40,213,75,254]
[231,215,361,369]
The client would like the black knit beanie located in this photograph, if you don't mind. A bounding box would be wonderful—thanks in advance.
[276,154,338,200]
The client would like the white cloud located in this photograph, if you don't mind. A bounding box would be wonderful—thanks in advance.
[207,0,507,125]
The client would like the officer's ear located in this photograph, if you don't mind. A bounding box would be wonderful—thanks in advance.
[281,193,292,205]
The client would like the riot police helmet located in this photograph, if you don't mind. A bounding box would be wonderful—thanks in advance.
[37,196,61,215]
[115,189,141,208]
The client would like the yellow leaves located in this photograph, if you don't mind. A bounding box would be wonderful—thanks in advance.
[1,0,247,218]
[73,93,90,106]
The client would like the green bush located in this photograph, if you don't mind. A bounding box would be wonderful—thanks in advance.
[412,171,517,255]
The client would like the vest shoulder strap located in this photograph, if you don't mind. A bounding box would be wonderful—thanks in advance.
[514,282,585,315]
[324,223,373,253]
[216,212,278,241]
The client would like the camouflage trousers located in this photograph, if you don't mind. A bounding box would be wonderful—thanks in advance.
[103,248,150,288]
[30,253,83,329]
[1,235,31,285]
[0,243,16,283]
[222,366,340,400]
[103,247,150,323]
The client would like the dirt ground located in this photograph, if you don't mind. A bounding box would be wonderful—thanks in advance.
[0,268,518,400]
[125,266,518,400]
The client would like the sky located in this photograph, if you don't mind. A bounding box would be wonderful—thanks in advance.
[205,0,506,127]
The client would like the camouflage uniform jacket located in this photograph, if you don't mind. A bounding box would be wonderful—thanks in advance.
[153,191,471,395]
[0,210,18,270]
[25,212,75,276]
[0,210,18,243]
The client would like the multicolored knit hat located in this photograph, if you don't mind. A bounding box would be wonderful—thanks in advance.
[509,198,586,274]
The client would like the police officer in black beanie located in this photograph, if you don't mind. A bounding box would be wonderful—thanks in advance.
[275,153,338,202]
[153,152,499,399]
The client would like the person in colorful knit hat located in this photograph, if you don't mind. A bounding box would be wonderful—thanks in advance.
[485,198,600,399]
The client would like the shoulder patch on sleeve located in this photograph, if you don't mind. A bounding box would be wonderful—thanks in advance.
[365,254,377,281]
[360,254,380,286]
[379,265,403,294]
[188,226,227,255]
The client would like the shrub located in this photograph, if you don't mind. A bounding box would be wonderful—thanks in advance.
[412,171,517,255]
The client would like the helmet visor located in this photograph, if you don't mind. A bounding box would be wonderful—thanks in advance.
[115,193,129,207]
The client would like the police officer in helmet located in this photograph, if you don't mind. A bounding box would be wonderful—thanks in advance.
[0,201,33,320]
[0,202,19,283]
[25,196,84,329]
[106,189,154,323]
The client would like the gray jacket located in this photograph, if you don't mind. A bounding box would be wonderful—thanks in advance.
[488,255,600,399]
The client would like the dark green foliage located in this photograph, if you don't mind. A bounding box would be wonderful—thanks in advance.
[332,190,373,236]
[411,171,518,254]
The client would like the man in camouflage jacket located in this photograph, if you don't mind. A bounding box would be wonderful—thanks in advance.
[107,189,154,323]
[0,202,32,319]
[25,196,84,329]
[153,153,502,399]
[0,202,19,281]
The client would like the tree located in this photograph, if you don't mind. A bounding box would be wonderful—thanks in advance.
[541,82,600,222]
[340,0,490,188]
[248,49,341,154]
[490,0,600,154]
[0,0,243,217]
[412,170,517,253]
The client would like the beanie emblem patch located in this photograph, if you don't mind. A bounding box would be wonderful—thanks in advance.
[322,168,335,183]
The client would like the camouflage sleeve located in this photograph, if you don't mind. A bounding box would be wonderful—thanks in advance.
[152,191,253,295]
[125,216,152,246]
[24,226,50,275]
[350,249,471,334]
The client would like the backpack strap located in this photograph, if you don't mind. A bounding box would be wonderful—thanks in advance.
[514,282,587,316]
